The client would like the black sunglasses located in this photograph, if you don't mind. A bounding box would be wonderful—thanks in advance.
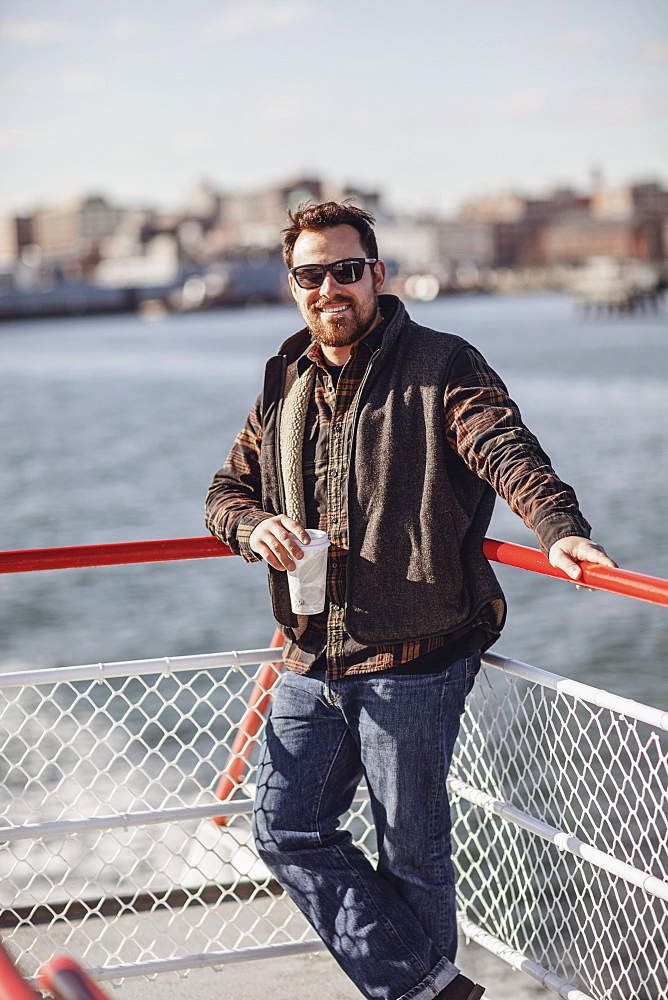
[289,257,378,290]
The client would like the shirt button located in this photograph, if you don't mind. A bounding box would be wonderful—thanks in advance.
[331,604,341,613]
[330,469,339,477]
[333,424,342,432]
[331,559,338,568]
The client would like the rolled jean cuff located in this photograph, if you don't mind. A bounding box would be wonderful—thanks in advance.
[396,956,460,1000]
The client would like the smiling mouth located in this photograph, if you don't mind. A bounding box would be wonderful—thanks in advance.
[318,303,351,314]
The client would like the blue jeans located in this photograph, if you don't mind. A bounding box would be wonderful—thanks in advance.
[252,652,480,1000]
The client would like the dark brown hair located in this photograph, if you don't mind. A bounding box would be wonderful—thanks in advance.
[281,201,378,267]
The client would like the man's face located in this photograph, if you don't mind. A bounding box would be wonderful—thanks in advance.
[288,224,385,349]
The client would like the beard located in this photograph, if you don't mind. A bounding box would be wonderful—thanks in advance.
[301,291,379,347]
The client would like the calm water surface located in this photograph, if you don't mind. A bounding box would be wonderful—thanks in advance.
[0,294,666,706]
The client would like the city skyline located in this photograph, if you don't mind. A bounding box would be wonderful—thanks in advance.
[4,167,668,226]
[1,0,667,218]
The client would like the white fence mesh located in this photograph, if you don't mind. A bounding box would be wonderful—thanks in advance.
[452,653,668,1000]
[0,648,665,999]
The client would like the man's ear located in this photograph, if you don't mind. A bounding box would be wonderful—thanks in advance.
[288,273,299,301]
[373,260,386,294]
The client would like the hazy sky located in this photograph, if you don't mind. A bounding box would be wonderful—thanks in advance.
[1,0,666,217]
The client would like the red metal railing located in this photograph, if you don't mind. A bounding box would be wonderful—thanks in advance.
[481,538,668,608]
[0,536,232,574]
[1,535,667,607]
[2,535,666,824]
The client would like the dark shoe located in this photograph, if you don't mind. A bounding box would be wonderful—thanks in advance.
[435,974,485,1000]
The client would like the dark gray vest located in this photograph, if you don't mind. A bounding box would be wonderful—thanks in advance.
[260,295,504,644]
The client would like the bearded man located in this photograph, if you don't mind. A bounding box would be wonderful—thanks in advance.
[205,201,615,1000]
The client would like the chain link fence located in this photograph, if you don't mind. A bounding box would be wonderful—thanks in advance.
[0,648,665,999]
[452,652,668,1000]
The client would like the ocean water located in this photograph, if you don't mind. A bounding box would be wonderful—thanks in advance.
[0,293,666,707]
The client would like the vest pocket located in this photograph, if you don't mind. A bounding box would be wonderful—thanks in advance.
[347,510,469,643]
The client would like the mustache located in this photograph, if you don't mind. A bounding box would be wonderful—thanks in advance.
[312,296,354,310]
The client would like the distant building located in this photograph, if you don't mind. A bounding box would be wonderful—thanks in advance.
[462,181,668,269]
[0,218,20,264]
[32,195,124,262]
[437,220,494,269]
[0,216,35,264]
[631,181,668,217]
[590,185,634,220]
[629,182,668,260]
[183,180,222,223]
[541,219,650,265]
[375,218,441,274]
[542,182,668,265]
[457,192,525,223]
[375,216,494,285]
[489,189,591,268]
[98,209,151,261]
[215,177,383,252]
[220,178,325,249]
[338,185,384,219]
[95,231,181,289]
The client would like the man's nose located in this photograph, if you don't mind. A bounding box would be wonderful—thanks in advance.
[319,271,344,296]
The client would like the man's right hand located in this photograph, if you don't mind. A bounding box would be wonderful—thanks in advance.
[249,515,310,571]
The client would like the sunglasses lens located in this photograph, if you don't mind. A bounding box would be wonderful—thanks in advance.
[292,259,370,288]
[331,259,363,284]
[295,266,325,289]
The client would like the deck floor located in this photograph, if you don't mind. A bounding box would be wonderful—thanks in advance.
[12,898,549,1000]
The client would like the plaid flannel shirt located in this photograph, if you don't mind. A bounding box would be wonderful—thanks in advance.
[206,321,590,679]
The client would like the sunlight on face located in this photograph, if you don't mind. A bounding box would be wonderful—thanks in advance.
[289,225,385,349]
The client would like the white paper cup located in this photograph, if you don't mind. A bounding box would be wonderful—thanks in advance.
[286,529,330,615]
